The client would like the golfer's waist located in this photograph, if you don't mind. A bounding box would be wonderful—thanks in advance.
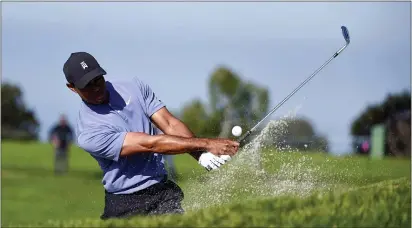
[104,174,168,194]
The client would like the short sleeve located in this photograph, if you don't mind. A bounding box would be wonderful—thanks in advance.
[134,78,165,117]
[77,126,127,162]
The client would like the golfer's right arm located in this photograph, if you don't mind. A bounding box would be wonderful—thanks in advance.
[120,132,210,156]
[78,128,210,162]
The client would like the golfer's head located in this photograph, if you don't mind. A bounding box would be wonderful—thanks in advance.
[63,52,108,105]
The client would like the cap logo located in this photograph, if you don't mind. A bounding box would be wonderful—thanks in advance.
[80,61,88,70]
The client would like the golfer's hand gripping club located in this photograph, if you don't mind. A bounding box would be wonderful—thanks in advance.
[198,138,240,171]
[212,130,251,164]
[198,152,227,171]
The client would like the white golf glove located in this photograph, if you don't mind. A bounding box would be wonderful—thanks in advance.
[198,152,228,171]
[220,155,232,162]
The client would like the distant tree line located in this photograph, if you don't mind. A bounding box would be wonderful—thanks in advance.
[1,82,40,141]
[350,90,410,157]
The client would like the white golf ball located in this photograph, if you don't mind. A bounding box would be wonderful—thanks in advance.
[232,126,242,137]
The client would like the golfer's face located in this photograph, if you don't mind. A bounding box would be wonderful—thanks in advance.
[78,76,107,104]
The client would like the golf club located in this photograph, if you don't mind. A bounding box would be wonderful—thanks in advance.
[236,26,351,147]
[206,26,350,171]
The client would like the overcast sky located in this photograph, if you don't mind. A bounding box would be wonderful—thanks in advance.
[2,2,410,154]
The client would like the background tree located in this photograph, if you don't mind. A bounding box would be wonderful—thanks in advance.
[351,90,410,136]
[179,99,211,137]
[209,66,269,138]
[350,90,411,156]
[180,65,269,140]
[262,116,329,152]
[1,82,40,141]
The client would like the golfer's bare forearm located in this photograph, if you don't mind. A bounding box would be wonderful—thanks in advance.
[120,132,209,156]
[159,118,204,160]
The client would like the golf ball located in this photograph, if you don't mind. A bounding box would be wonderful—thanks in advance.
[232,126,242,137]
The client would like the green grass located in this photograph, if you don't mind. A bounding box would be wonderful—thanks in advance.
[1,141,411,227]
[38,178,412,228]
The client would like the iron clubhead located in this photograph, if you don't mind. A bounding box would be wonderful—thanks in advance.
[341,26,350,44]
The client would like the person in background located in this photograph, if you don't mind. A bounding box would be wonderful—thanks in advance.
[49,114,74,175]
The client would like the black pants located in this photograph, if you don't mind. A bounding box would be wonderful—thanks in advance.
[100,179,185,220]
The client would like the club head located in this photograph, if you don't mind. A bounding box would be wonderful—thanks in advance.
[341,26,350,44]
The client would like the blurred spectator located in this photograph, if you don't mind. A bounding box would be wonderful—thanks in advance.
[353,136,370,155]
[48,114,74,175]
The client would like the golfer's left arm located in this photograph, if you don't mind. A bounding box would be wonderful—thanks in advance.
[134,78,203,161]
[151,107,203,161]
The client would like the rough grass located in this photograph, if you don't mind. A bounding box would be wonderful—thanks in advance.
[1,141,411,227]
[22,178,412,228]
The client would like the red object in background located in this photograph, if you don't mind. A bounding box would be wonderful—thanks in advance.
[361,141,370,153]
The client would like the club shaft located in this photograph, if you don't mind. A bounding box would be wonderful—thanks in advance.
[238,43,348,145]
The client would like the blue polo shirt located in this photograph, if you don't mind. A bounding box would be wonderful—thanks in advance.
[76,77,168,194]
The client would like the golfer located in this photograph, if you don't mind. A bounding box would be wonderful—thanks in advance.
[63,52,239,220]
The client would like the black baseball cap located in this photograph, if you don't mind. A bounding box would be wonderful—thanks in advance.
[63,52,107,89]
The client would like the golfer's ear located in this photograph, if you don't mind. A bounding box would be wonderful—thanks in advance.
[66,83,77,93]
